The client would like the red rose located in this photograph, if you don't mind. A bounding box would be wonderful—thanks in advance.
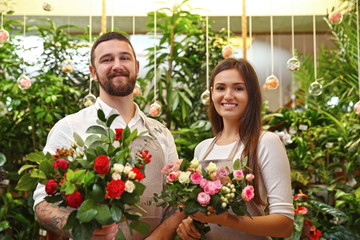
[105,179,125,199]
[131,167,144,181]
[53,158,69,170]
[66,191,83,208]
[114,128,124,141]
[45,179,58,195]
[94,155,110,174]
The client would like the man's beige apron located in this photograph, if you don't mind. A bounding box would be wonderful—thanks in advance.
[199,134,271,240]
[119,119,165,239]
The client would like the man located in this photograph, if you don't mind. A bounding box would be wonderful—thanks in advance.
[33,32,185,239]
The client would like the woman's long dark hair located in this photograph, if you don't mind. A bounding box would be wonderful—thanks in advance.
[208,58,265,206]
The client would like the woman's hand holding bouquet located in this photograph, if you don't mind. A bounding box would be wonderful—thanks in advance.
[153,157,255,239]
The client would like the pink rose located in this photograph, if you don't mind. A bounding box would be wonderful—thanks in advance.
[53,158,69,170]
[204,181,219,195]
[233,170,244,180]
[0,30,9,42]
[199,178,208,189]
[197,192,211,206]
[242,185,255,202]
[246,173,255,181]
[190,173,203,184]
[213,180,222,192]
[161,159,183,174]
[166,172,178,183]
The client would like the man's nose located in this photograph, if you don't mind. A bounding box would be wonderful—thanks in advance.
[112,59,124,71]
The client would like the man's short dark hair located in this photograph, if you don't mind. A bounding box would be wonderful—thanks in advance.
[90,32,136,67]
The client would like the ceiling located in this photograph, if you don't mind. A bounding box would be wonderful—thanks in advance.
[3,0,348,34]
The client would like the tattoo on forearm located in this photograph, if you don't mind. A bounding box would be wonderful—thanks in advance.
[35,202,72,238]
[162,206,178,221]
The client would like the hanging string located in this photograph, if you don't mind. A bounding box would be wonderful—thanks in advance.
[357,0,360,97]
[153,10,157,102]
[291,16,295,56]
[313,15,317,81]
[270,15,274,74]
[249,16,252,59]
[227,16,230,42]
[205,16,209,88]
[89,16,92,43]
[133,16,135,35]
[22,15,26,74]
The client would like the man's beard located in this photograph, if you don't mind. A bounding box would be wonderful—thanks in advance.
[97,70,136,97]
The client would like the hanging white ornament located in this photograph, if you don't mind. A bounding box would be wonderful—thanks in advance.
[17,74,32,90]
[42,1,54,11]
[61,59,75,73]
[83,94,96,107]
[264,74,279,90]
[149,101,162,117]
[200,89,210,105]
[328,11,342,24]
[308,81,323,96]
[287,56,300,72]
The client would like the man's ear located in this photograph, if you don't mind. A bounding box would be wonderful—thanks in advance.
[89,65,97,81]
[136,60,140,76]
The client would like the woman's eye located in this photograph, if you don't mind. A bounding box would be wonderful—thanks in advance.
[216,87,225,91]
[235,87,244,91]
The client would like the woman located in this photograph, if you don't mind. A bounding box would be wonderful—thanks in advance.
[176,58,294,240]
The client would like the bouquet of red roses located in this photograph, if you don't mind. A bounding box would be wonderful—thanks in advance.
[153,157,255,239]
[16,109,152,239]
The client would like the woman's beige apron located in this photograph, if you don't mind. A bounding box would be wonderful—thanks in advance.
[199,134,271,240]
[119,119,166,239]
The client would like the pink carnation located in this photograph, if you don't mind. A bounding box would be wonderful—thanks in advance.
[242,185,255,202]
[190,173,203,184]
[197,192,211,206]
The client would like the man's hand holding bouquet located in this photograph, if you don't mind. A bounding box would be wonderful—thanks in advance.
[153,157,255,239]
[16,109,152,239]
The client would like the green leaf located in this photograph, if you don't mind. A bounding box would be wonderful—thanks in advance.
[180,159,190,171]
[115,227,126,240]
[72,222,95,240]
[39,160,55,176]
[184,200,205,215]
[97,109,106,122]
[85,134,101,147]
[26,152,45,162]
[133,182,146,195]
[30,169,47,179]
[73,132,85,147]
[130,220,150,235]
[86,125,108,136]
[0,153,6,166]
[77,199,98,223]
[72,169,86,184]
[233,158,241,170]
[17,164,36,175]
[84,171,96,188]
[63,210,78,230]
[15,173,38,191]
[106,114,119,127]
[311,199,348,220]
[62,180,76,195]
[95,204,112,225]
[89,183,105,204]
[0,220,10,232]
[110,205,123,222]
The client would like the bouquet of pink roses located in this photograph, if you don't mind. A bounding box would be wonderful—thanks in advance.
[16,109,152,239]
[153,157,255,239]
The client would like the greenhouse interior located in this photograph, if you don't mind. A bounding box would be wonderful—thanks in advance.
[1,0,360,239]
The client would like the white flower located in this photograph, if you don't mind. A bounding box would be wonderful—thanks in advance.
[112,172,121,180]
[125,180,136,193]
[113,163,124,173]
[206,162,217,173]
[178,171,191,184]
[128,170,136,179]
[124,165,132,175]
[190,158,199,168]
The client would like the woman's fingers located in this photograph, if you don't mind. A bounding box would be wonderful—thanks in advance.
[176,217,202,240]
[92,223,118,240]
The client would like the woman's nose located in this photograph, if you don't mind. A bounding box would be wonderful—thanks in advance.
[224,89,233,99]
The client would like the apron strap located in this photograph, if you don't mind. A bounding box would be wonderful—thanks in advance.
[201,132,242,161]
